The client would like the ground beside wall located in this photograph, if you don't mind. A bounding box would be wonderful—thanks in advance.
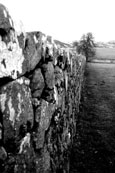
[0,4,86,173]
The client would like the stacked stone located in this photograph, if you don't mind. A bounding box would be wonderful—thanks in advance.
[0,4,86,173]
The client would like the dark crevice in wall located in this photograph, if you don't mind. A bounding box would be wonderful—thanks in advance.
[0,77,14,88]
[0,28,7,39]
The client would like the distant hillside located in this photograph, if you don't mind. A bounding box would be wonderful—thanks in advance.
[54,39,73,48]
[95,41,115,48]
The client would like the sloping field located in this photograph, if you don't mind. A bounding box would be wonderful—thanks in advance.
[94,48,115,60]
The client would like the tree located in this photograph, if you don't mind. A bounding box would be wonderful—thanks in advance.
[73,41,79,47]
[75,32,95,61]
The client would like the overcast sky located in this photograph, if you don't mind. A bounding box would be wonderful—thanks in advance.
[0,0,115,43]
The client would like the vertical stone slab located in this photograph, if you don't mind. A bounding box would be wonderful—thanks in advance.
[34,99,55,150]
[23,32,42,72]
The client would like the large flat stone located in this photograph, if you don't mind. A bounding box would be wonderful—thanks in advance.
[0,77,33,150]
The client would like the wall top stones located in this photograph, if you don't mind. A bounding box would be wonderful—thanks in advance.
[0,3,82,80]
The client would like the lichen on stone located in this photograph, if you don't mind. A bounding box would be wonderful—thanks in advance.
[0,93,7,112]
[33,34,38,44]
[0,44,24,79]
[3,9,7,18]
[17,93,22,120]
[19,133,31,154]
[8,97,15,126]
[54,86,58,105]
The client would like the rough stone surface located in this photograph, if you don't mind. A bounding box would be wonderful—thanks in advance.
[0,44,25,79]
[30,68,45,98]
[54,66,64,87]
[0,3,14,30]
[42,62,55,89]
[17,32,25,50]
[33,100,55,150]
[0,3,86,173]
[0,77,33,150]
[0,3,25,79]
[42,88,55,103]
[23,32,42,72]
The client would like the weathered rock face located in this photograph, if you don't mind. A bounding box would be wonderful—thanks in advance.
[23,32,42,72]
[33,100,55,150]
[0,77,33,151]
[0,3,86,173]
[0,10,43,79]
[30,68,45,98]
[42,62,54,89]
[0,3,14,30]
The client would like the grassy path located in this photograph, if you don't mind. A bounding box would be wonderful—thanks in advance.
[70,63,115,173]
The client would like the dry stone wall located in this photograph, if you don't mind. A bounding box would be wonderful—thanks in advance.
[0,4,86,173]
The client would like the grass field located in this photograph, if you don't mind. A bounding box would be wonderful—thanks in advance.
[93,48,115,60]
